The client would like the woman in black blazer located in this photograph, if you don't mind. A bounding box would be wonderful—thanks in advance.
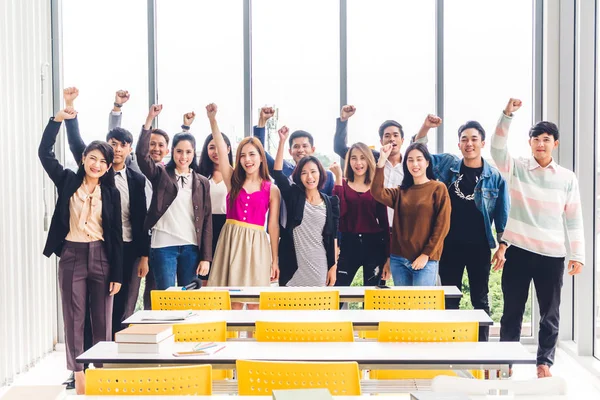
[39,107,123,394]
[272,126,340,287]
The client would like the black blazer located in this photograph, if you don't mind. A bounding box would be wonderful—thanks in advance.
[39,118,124,283]
[66,117,149,257]
[272,170,340,286]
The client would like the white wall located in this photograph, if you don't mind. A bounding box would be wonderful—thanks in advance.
[0,0,58,386]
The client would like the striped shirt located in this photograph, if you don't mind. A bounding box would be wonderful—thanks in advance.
[490,112,584,263]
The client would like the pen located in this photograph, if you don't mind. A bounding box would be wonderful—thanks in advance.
[213,345,226,354]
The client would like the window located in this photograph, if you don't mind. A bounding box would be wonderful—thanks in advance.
[595,0,600,360]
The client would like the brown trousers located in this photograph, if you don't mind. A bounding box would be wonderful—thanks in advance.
[111,242,141,336]
[59,241,113,372]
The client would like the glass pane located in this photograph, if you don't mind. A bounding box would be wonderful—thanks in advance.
[595,0,600,360]
[444,0,534,159]
[156,0,244,145]
[347,0,437,153]
[62,0,148,170]
[252,0,339,162]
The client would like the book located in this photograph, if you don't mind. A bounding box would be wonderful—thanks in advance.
[410,393,470,400]
[115,324,173,344]
[272,389,333,400]
[140,310,196,321]
[117,334,175,353]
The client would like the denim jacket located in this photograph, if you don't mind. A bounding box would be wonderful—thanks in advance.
[414,138,509,249]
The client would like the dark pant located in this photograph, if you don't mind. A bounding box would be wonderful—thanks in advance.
[111,242,141,337]
[499,246,565,366]
[439,241,492,341]
[59,241,113,372]
[143,266,155,310]
[150,245,201,290]
[335,232,387,287]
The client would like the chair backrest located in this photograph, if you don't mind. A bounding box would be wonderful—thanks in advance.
[377,321,478,342]
[85,365,212,395]
[432,375,568,395]
[364,289,445,310]
[259,290,339,310]
[236,360,361,396]
[173,321,227,342]
[151,290,231,310]
[255,321,354,342]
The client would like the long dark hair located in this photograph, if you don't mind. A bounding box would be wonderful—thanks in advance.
[230,137,271,208]
[76,141,115,187]
[165,133,200,172]
[199,133,233,178]
[400,142,435,189]
[291,156,326,191]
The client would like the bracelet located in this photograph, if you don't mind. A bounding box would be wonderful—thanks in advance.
[114,102,123,108]
[181,124,191,130]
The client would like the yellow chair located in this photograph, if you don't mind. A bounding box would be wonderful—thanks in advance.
[370,321,480,380]
[151,290,231,311]
[236,360,361,396]
[364,289,445,310]
[85,365,212,395]
[172,320,227,342]
[255,321,354,342]
[259,290,339,310]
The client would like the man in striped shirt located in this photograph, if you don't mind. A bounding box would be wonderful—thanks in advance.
[491,98,584,378]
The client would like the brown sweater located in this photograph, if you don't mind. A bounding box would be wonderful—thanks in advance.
[371,167,451,261]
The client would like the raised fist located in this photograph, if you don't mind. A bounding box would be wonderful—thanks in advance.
[183,111,196,126]
[504,98,522,115]
[63,87,79,105]
[278,125,289,142]
[423,114,442,128]
[55,107,78,122]
[340,105,356,122]
[115,90,130,105]
[148,104,163,119]
[206,103,218,119]
[377,144,393,167]
[260,107,275,121]
[329,162,342,179]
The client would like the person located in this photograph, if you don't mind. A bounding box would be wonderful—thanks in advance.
[329,142,390,287]
[372,142,451,286]
[136,104,213,290]
[412,114,509,341]
[39,107,122,394]
[253,107,335,195]
[205,103,280,310]
[491,99,584,378]
[273,125,340,286]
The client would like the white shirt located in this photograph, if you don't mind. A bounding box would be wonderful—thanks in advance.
[114,167,132,242]
[209,178,227,215]
[383,158,404,226]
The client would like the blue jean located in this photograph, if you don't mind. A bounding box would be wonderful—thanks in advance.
[150,245,200,290]
[390,254,439,286]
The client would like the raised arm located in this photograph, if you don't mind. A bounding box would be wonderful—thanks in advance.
[371,144,400,208]
[412,114,442,143]
[254,106,294,175]
[136,104,163,182]
[334,105,356,160]
[63,87,86,162]
[109,90,129,130]
[206,103,234,191]
[272,125,294,195]
[38,108,78,188]
[491,98,522,180]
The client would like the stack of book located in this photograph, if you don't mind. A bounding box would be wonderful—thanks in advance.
[115,324,175,354]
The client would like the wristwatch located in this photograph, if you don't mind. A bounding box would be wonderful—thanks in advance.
[181,124,191,131]
[114,102,123,108]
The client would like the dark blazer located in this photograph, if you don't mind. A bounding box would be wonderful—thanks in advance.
[38,118,123,283]
[65,117,149,257]
[272,170,340,286]
[135,127,213,262]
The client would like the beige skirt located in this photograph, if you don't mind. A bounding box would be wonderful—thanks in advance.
[207,220,271,287]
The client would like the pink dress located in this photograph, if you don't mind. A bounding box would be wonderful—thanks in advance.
[207,181,272,287]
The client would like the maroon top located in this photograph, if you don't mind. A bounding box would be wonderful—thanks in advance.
[334,180,390,255]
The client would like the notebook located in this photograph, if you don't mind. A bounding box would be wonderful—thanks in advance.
[140,310,196,321]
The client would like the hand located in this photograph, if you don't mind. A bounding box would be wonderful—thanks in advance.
[423,114,442,129]
[206,103,218,119]
[259,106,275,127]
[381,258,391,280]
[137,256,149,278]
[196,260,210,276]
[115,90,130,105]
[411,254,429,270]
[54,107,78,122]
[377,144,392,167]
[147,104,163,119]
[329,162,342,179]
[491,244,508,271]
[278,125,290,142]
[326,266,337,286]
[270,261,280,282]
[63,87,79,106]
[567,260,583,276]
[340,105,356,122]
[504,98,522,116]
[183,111,196,126]
[109,282,122,296]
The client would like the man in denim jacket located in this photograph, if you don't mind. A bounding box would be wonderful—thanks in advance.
[413,115,509,341]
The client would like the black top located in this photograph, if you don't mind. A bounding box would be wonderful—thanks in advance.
[446,163,487,245]
[38,118,124,283]
[272,170,340,286]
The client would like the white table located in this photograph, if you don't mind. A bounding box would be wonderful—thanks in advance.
[123,309,493,330]
[166,285,463,302]
[72,397,574,400]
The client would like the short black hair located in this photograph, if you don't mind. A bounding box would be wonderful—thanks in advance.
[378,120,404,140]
[151,128,170,145]
[458,121,486,141]
[288,130,314,148]
[106,127,133,145]
[529,121,559,141]
[292,156,326,190]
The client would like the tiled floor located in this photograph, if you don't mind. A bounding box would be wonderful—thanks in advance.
[1,345,599,398]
